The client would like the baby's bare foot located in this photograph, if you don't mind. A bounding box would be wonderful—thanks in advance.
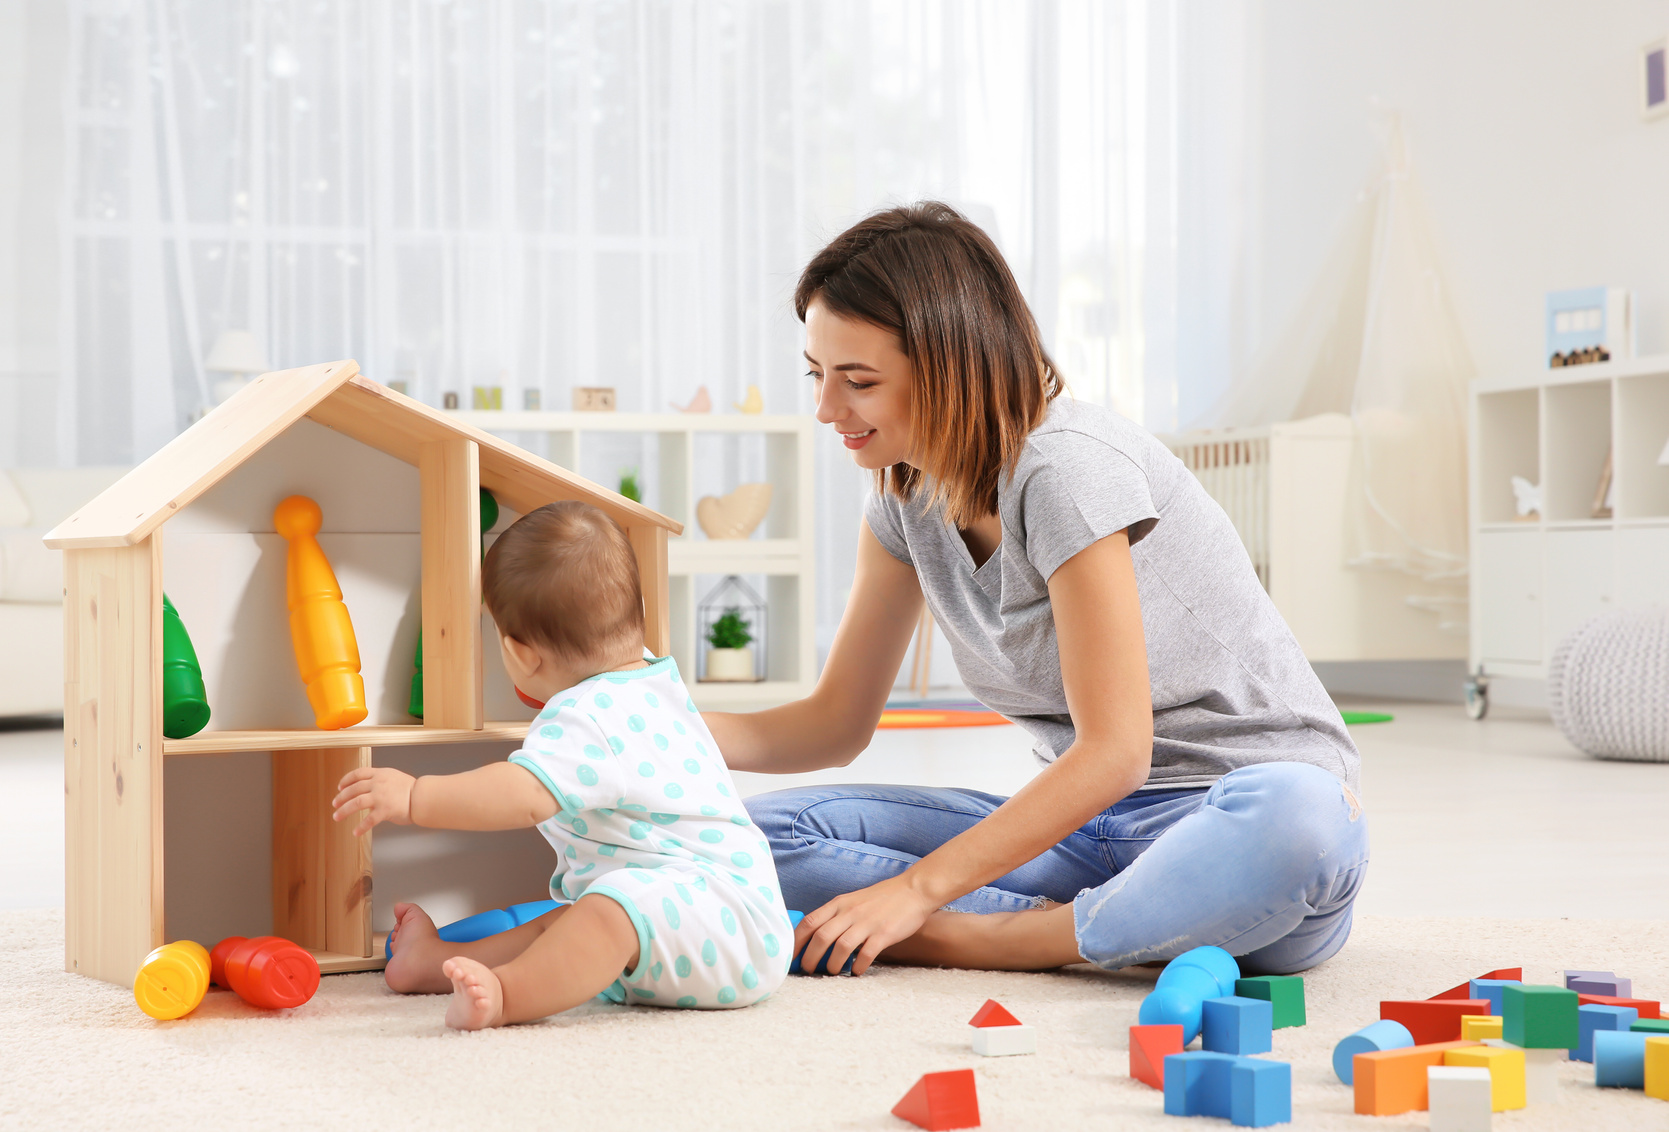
[384,903,453,994]
[442,957,504,1030]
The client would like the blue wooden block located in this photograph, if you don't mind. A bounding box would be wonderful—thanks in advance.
[1576,1004,1639,1062]
[1468,977,1521,1015]
[1229,1057,1292,1128]
[1202,995,1274,1056]
[1163,1051,1237,1118]
[1593,1030,1651,1088]
[1332,1019,1414,1084]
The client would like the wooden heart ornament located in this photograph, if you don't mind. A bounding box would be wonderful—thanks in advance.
[697,483,773,540]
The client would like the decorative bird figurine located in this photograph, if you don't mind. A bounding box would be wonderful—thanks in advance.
[673,385,712,413]
[734,384,764,414]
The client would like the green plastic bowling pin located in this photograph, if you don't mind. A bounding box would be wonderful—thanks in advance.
[161,593,211,739]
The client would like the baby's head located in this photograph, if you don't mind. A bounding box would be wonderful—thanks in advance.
[482,501,645,688]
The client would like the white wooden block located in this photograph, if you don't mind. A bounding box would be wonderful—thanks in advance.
[1427,1066,1492,1132]
[1485,1040,1562,1103]
[971,1023,1035,1057]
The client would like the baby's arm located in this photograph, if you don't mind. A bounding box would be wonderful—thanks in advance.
[332,763,558,835]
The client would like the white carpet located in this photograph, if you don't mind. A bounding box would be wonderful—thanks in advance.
[2,909,1666,1130]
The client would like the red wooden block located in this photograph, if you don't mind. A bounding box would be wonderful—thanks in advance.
[1579,994,1661,1020]
[892,1069,980,1131]
[968,999,1022,1028]
[1429,968,1523,1001]
[1129,1024,1185,1090]
[1381,1000,1492,1044]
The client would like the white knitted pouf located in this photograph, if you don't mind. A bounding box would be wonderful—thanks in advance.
[1548,607,1669,762]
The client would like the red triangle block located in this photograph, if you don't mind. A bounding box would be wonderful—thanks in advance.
[1129,1024,1185,1090]
[1428,968,1523,1000]
[892,1069,980,1131]
[968,999,1022,1028]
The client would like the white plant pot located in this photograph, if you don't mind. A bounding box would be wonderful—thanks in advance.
[703,647,756,682]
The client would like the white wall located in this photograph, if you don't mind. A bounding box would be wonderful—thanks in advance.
[1250,0,1669,390]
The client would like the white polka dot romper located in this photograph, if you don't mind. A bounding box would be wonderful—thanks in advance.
[508,655,792,1009]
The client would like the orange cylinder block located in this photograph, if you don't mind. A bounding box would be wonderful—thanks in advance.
[220,935,320,1010]
[273,495,367,730]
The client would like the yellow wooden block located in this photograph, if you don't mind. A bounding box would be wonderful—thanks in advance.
[1444,1045,1526,1111]
[1460,1015,1504,1041]
[1646,1036,1669,1101]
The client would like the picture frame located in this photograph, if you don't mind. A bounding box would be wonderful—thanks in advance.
[1644,36,1668,121]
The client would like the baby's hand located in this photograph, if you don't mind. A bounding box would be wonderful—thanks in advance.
[332,767,417,836]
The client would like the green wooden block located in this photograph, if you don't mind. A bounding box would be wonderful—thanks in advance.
[1630,1018,1669,1034]
[1233,975,1306,1029]
[1502,984,1579,1049]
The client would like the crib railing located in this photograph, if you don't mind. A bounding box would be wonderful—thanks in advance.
[1163,427,1271,590]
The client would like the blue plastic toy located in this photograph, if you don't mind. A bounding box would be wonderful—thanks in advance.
[1163,1050,1291,1127]
[1331,1019,1414,1084]
[1202,995,1274,1056]
[1468,976,1521,1015]
[1137,946,1241,1045]
[1576,1004,1639,1062]
[383,899,562,959]
[786,910,857,975]
[1593,1029,1651,1087]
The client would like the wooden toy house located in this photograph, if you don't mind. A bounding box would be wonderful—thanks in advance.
[45,360,681,986]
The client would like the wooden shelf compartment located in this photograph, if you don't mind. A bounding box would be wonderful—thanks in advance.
[313,936,390,975]
[165,722,531,756]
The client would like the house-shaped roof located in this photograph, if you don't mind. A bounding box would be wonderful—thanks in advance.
[44,360,682,548]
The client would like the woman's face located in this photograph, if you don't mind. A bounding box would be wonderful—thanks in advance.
[804,298,915,472]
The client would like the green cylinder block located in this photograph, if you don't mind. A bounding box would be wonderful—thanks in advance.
[409,488,496,719]
[161,594,211,739]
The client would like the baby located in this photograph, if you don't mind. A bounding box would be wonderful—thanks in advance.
[332,500,792,1029]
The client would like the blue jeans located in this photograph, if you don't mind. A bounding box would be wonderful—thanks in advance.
[745,761,1369,975]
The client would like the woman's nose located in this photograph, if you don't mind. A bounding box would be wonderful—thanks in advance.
[813,380,843,425]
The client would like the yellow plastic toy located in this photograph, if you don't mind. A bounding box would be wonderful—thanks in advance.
[133,940,211,1020]
[274,495,368,730]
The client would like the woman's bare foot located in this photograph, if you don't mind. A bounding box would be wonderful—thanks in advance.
[881,904,1083,971]
[384,903,455,994]
[442,957,505,1030]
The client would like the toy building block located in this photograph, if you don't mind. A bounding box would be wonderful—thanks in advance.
[1333,1019,1415,1084]
[1163,1050,1291,1127]
[971,1024,1035,1057]
[1430,968,1522,1000]
[1467,978,1520,1016]
[1202,995,1273,1056]
[1444,1045,1526,1110]
[1578,993,1661,1019]
[1380,999,1492,1044]
[1229,1057,1291,1128]
[1129,1024,1185,1089]
[1501,984,1579,1049]
[892,1069,979,1131]
[1593,1030,1651,1088]
[1569,975,1632,998]
[1576,1004,1639,1062]
[133,940,211,1020]
[1139,964,1223,1046]
[1632,1018,1669,1035]
[1235,975,1305,1029]
[1645,1036,1669,1101]
[1484,1041,1562,1103]
[1164,1051,1235,1119]
[969,1000,1021,1028]
[1427,1066,1492,1132]
[1352,1041,1478,1115]
[1565,969,1613,988]
[1461,1016,1503,1041]
[160,594,211,739]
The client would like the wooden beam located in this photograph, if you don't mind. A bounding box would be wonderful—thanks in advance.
[63,538,164,986]
[164,722,528,756]
[630,524,671,658]
[272,746,373,958]
[420,437,482,729]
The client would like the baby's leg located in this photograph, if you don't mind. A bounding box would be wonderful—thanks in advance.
[442,893,639,1030]
[385,901,571,994]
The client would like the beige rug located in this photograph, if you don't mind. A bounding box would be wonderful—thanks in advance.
[2,909,1665,1130]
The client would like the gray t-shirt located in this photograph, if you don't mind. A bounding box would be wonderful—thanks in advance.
[866,396,1360,792]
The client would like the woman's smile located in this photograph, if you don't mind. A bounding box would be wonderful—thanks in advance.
[840,427,876,449]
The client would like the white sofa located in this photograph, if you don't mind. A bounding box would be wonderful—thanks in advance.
[0,466,129,717]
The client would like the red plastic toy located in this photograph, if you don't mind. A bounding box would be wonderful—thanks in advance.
[1380,999,1492,1044]
[968,999,1021,1028]
[892,1069,980,1131]
[1428,968,1522,1000]
[516,687,546,711]
[1130,1023,1186,1089]
[214,935,320,1009]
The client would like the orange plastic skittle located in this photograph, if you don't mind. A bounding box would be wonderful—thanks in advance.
[273,495,368,730]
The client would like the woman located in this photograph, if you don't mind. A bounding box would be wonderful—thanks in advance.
[703,202,1367,980]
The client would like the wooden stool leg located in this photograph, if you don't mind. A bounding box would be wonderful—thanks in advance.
[272,746,372,959]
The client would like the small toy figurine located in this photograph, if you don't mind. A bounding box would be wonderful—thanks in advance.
[733,384,764,414]
[673,386,712,413]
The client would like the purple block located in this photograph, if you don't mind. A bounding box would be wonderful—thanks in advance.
[1564,969,1613,989]
[1570,976,1633,998]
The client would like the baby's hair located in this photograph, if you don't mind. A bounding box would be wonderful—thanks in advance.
[482,501,645,668]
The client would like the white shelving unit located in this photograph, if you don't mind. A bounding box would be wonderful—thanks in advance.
[1468,354,1669,716]
[451,410,817,709]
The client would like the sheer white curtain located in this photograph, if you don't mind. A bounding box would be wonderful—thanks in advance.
[60,0,1176,649]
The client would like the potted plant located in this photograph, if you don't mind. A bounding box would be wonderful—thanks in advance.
[704,607,756,682]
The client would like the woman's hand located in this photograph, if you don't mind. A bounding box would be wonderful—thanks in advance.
[332,767,417,836]
[793,873,941,977]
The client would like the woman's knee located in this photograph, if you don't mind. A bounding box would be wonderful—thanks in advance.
[1211,762,1368,875]
[743,788,807,845]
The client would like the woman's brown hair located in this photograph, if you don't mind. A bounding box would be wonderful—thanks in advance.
[794,201,1062,526]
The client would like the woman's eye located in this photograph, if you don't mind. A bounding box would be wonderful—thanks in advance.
[846,380,872,391]
[806,370,822,380]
